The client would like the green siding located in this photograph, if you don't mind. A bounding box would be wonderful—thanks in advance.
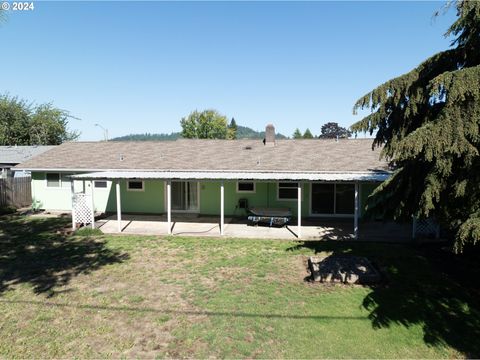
[360,182,380,217]
[31,172,380,219]
[31,174,164,213]
[105,180,164,214]
[92,180,114,213]
[31,172,87,211]
[200,181,309,217]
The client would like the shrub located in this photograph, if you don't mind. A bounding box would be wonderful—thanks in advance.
[0,206,16,215]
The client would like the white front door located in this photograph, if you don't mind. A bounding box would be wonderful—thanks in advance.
[171,181,199,212]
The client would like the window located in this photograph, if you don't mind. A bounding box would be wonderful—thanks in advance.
[335,184,355,214]
[61,174,72,188]
[278,182,299,200]
[311,183,334,214]
[311,183,355,215]
[127,180,144,191]
[237,181,255,193]
[46,173,60,187]
[94,180,108,188]
[46,173,75,188]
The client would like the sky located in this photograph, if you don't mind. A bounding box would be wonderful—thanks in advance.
[1,1,457,140]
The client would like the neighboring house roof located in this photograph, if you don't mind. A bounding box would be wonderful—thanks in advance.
[15,139,388,176]
[0,145,56,167]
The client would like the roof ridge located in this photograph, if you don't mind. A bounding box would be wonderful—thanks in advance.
[62,138,376,144]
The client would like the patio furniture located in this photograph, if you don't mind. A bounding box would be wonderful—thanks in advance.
[247,207,292,227]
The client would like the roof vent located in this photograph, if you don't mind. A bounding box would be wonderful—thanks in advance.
[119,154,125,161]
[244,146,252,150]
[263,124,275,147]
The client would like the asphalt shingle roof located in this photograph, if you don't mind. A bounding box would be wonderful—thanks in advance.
[0,145,56,166]
[14,139,388,173]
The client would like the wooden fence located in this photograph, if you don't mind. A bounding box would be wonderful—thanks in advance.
[0,176,32,208]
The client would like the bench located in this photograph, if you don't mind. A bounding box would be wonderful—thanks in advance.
[247,207,292,227]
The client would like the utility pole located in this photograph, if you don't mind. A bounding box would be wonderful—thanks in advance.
[94,124,109,141]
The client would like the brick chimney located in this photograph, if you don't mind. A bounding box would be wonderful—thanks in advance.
[264,124,275,147]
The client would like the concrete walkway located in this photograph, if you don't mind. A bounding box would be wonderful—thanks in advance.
[95,214,412,242]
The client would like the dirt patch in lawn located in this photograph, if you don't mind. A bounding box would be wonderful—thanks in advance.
[263,255,309,285]
[101,249,208,357]
[0,241,210,358]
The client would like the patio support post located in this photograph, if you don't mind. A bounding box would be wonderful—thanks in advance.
[220,180,224,235]
[297,183,302,239]
[167,180,172,235]
[71,180,76,230]
[116,180,122,233]
[90,180,95,229]
[354,182,359,240]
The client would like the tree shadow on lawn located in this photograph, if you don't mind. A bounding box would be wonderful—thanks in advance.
[0,214,128,297]
[288,240,480,358]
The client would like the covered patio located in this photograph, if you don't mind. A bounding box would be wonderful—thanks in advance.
[70,170,390,240]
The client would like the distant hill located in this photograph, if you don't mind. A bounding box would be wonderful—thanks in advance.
[236,125,288,139]
[112,132,181,141]
[111,125,288,141]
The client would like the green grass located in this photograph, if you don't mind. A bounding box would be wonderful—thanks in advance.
[0,214,479,358]
[75,227,103,237]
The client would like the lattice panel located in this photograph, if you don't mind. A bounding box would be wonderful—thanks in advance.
[73,193,92,225]
[413,218,440,238]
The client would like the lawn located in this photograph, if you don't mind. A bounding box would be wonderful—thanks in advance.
[0,214,479,358]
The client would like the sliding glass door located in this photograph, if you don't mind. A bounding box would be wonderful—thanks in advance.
[311,183,354,216]
[171,181,199,212]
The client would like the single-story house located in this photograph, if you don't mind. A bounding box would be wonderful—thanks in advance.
[0,145,56,178]
[15,125,391,239]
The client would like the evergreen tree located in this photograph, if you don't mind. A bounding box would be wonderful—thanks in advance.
[292,128,303,139]
[303,128,314,139]
[351,1,480,252]
[227,117,238,140]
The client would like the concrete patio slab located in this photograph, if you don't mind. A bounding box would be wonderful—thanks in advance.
[95,214,384,240]
[94,214,411,242]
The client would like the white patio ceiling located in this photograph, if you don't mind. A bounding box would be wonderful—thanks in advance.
[70,170,390,182]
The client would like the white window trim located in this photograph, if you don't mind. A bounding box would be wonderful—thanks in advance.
[277,181,303,201]
[309,182,355,217]
[45,172,61,188]
[127,180,145,192]
[236,181,256,193]
[45,172,76,190]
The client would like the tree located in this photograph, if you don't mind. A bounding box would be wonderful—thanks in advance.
[292,128,303,139]
[227,117,238,140]
[319,122,351,139]
[180,110,228,139]
[303,128,314,139]
[351,1,480,252]
[0,95,79,145]
[30,104,79,144]
[0,96,30,145]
